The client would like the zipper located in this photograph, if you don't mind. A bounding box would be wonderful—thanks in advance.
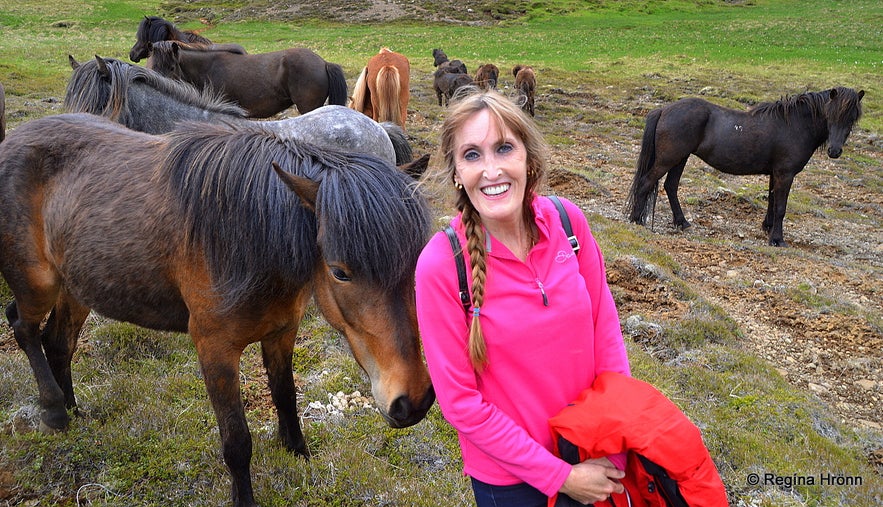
[536,278,548,306]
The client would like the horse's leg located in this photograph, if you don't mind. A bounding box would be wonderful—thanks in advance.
[192,327,256,507]
[6,294,70,431]
[261,291,310,455]
[663,158,692,230]
[766,173,795,247]
[762,174,775,233]
[40,290,91,411]
[261,331,307,456]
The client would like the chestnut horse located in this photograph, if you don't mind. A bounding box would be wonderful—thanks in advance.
[0,113,434,506]
[350,48,410,129]
[625,87,864,246]
[513,64,536,116]
[146,40,347,118]
[129,15,247,62]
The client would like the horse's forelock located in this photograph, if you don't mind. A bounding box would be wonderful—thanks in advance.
[828,87,863,124]
[317,155,431,291]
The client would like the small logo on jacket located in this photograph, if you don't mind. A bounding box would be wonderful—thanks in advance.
[555,250,574,263]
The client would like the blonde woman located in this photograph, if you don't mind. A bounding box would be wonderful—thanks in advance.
[415,89,631,506]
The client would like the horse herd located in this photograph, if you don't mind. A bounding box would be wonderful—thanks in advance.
[0,14,866,507]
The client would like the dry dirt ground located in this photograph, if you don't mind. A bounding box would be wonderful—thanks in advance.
[1,0,881,474]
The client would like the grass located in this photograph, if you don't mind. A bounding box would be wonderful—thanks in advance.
[1,0,881,506]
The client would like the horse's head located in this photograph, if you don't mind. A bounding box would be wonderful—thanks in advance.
[129,16,157,62]
[825,87,864,158]
[145,41,183,79]
[271,160,435,428]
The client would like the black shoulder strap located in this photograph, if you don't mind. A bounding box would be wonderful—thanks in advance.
[444,225,472,312]
[549,195,580,253]
[446,196,580,314]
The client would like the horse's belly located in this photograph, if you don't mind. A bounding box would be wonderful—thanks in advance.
[65,266,191,333]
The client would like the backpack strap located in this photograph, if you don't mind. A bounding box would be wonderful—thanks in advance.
[445,196,579,314]
[549,195,580,253]
[444,225,471,311]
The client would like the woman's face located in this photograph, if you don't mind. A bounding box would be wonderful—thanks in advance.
[452,109,528,229]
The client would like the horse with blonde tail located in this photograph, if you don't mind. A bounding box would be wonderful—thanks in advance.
[350,48,410,129]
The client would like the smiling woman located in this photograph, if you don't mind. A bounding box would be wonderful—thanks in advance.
[416,89,631,506]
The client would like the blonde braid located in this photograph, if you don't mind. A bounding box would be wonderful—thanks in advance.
[461,202,489,371]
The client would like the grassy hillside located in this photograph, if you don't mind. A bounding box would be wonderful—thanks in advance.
[1,1,881,506]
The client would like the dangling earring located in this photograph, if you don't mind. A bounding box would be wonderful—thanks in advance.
[454,180,463,190]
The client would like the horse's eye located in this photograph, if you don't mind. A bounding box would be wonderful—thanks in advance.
[329,266,351,282]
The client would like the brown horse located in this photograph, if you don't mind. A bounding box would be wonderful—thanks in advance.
[129,15,247,62]
[434,72,474,106]
[474,63,500,90]
[0,113,434,507]
[147,40,347,118]
[625,87,864,246]
[513,65,536,116]
[350,48,410,128]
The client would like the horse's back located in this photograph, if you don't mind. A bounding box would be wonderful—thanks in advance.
[0,114,192,330]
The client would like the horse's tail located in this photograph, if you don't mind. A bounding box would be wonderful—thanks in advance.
[325,62,348,106]
[375,66,402,126]
[349,67,369,112]
[625,108,662,224]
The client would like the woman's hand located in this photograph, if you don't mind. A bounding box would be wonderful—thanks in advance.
[558,457,625,504]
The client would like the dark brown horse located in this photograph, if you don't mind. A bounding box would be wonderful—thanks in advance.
[147,40,347,118]
[129,15,247,62]
[350,48,411,129]
[474,63,500,90]
[0,113,434,506]
[513,64,536,116]
[625,87,864,246]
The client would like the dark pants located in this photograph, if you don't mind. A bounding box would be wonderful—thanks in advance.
[471,477,549,507]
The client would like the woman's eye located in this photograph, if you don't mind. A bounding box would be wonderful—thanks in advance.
[463,149,479,161]
[497,143,514,154]
[330,266,351,282]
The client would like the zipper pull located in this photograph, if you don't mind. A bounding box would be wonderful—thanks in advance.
[536,279,548,306]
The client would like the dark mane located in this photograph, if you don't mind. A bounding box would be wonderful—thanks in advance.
[140,15,212,45]
[64,56,247,120]
[162,121,430,307]
[749,87,862,124]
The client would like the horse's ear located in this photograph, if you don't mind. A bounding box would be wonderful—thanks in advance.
[69,55,79,69]
[858,90,865,101]
[272,162,319,211]
[94,55,109,78]
[399,153,430,180]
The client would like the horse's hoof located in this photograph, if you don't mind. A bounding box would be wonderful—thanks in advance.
[39,409,70,433]
[769,239,788,247]
[674,221,692,231]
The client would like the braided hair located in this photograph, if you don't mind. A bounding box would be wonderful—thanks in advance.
[435,88,549,371]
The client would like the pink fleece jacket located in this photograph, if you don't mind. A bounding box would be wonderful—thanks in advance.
[415,195,630,497]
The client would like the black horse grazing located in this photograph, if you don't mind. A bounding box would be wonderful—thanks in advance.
[129,15,247,62]
[0,113,435,507]
[625,87,864,246]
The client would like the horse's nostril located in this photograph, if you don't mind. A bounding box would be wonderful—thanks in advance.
[387,388,435,428]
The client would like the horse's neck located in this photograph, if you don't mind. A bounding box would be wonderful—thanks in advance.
[129,84,245,134]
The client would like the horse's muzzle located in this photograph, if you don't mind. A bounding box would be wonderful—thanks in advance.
[827,146,842,158]
[384,386,436,428]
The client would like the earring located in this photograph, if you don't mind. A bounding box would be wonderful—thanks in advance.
[454,181,463,190]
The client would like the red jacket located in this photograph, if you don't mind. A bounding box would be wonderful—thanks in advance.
[548,372,729,506]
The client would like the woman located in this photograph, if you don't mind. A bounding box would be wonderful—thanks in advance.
[415,89,632,506]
